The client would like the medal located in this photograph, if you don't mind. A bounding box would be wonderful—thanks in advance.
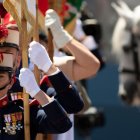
[15,112,23,130]
[3,114,11,134]
[3,114,16,135]
[18,92,23,99]
[10,113,17,135]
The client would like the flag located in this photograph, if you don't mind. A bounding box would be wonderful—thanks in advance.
[38,0,83,34]
[38,0,49,16]
[64,0,83,26]
[63,0,83,34]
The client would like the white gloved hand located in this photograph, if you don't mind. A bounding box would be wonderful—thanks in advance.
[45,9,73,48]
[29,41,52,73]
[19,68,40,97]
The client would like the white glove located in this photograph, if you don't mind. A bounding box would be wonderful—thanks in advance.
[29,41,52,73]
[45,9,73,48]
[19,68,40,97]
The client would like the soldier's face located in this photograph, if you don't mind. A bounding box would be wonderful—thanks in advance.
[0,72,13,98]
[0,47,21,72]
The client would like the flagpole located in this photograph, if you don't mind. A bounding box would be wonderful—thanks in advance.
[33,0,40,83]
[46,1,54,62]
[33,1,44,140]
[21,0,30,140]
[45,18,53,140]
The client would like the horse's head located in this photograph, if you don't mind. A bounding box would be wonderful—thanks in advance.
[111,0,140,106]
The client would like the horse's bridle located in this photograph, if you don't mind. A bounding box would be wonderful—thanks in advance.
[119,33,140,82]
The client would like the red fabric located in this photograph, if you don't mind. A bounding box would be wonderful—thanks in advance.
[3,13,16,26]
[13,76,16,83]
[40,75,51,86]
[29,99,39,106]
[38,0,67,18]
[59,0,67,18]
[38,0,49,16]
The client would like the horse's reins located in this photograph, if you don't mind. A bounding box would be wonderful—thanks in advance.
[119,33,140,81]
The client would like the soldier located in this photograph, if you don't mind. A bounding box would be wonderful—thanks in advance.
[34,9,101,140]
[0,18,84,139]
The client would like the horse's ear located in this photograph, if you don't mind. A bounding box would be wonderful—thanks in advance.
[111,0,134,28]
[117,0,132,14]
[111,0,133,17]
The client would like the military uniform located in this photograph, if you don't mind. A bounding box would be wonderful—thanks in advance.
[0,96,71,140]
[40,71,84,114]
[2,71,84,140]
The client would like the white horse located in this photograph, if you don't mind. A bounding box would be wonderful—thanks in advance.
[111,0,140,106]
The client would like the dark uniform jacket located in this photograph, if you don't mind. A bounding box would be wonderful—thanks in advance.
[0,71,84,140]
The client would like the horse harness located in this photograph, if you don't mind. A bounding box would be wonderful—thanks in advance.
[120,33,140,82]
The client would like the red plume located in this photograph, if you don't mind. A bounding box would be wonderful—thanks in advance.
[0,24,8,42]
